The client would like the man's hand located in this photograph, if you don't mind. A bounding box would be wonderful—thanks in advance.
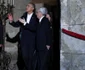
[46,14,51,22]
[0,44,3,47]
[46,45,50,50]
[19,18,26,24]
[8,13,13,22]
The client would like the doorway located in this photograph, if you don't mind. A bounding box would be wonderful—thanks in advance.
[32,0,60,70]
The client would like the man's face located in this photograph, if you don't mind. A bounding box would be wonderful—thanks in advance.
[26,4,34,12]
[36,10,42,19]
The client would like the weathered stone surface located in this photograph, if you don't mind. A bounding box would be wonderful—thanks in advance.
[60,53,72,70]
[61,0,85,70]
[72,54,85,70]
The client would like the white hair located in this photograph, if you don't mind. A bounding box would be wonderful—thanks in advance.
[38,7,48,15]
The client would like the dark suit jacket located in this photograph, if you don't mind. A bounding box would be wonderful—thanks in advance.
[9,12,38,48]
[36,17,52,51]
[0,20,3,44]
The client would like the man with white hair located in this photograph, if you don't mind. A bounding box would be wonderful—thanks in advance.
[36,7,52,70]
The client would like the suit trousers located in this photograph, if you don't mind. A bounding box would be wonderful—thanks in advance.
[36,49,49,70]
[21,42,35,70]
[17,44,26,70]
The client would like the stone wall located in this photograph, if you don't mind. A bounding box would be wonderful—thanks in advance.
[60,0,85,70]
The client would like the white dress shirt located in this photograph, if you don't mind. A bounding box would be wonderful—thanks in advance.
[24,13,33,25]
[39,16,44,23]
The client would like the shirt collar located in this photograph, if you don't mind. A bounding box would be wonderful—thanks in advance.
[27,12,33,16]
[39,16,44,23]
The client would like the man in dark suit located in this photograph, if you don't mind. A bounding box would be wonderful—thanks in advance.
[8,2,38,70]
[36,7,52,70]
[0,20,3,52]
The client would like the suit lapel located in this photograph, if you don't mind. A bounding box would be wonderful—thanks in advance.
[38,17,45,29]
[24,12,27,21]
[23,12,35,24]
[29,13,35,24]
[39,17,45,25]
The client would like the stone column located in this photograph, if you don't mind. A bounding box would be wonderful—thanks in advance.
[61,0,85,70]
